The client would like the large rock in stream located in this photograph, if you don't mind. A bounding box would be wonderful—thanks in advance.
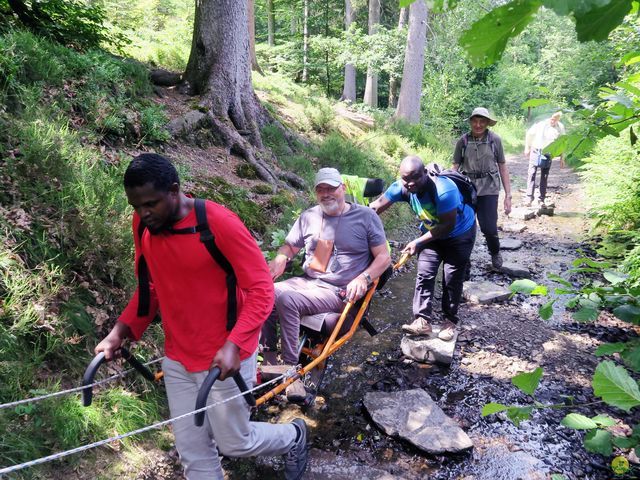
[463,281,511,304]
[400,331,456,365]
[363,389,474,454]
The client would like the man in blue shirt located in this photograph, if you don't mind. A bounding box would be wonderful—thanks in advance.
[370,156,476,341]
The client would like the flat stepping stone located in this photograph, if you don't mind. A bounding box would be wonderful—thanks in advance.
[463,281,511,304]
[465,444,548,480]
[363,389,474,454]
[502,223,527,233]
[500,238,522,250]
[400,327,457,365]
[509,207,537,221]
[537,205,555,216]
[306,449,410,479]
[499,261,531,278]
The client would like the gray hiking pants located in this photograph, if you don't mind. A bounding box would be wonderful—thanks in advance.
[261,276,344,364]
[163,353,296,479]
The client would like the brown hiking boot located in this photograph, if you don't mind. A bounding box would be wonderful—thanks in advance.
[438,320,457,341]
[286,379,307,403]
[401,317,432,336]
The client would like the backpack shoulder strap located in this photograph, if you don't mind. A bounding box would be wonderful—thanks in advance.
[487,130,498,160]
[136,220,151,317]
[194,199,238,331]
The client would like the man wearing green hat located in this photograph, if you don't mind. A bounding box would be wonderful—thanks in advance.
[452,107,512,270]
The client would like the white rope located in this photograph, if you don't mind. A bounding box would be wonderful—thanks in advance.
[0,357,164,410]
[0,367,299,476]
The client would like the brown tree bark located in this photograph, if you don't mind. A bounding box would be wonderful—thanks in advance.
[182,0,304,189]
[394,0,428,124]
[363,0,380,107]
[388,7,409,109]
[340,0,356,103]
[249,0,264,74]
[267,0,275,46]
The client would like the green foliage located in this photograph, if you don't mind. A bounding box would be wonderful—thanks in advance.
[196,177,266,234]
[314,133,392,182]
[1,0,127,50]
[511,367,543,396]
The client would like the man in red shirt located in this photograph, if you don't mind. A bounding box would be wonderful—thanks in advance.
[95,153,307,480]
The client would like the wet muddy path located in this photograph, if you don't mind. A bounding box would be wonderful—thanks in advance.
[225,155,633,480]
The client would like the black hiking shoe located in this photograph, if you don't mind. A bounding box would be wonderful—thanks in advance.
[284,418,308,480]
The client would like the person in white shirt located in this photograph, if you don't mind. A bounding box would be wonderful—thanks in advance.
[523,112,566,207]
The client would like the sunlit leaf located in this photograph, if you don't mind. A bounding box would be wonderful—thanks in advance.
[521,98,550,108]
[459,0,541,67]
[573,0,635,42]
[506,406,534,426]
[550,475,568,480]
[512,367,543,395]
[481,402,508,416]
[510,279,538,294]
[594,343,627,356]
[561,413,598,429]
[592,360,640,411]
[547,273,572,287]
[613,435,638,448]
[592,414,617,427]
[611,455,630,475]
[531,285,548,296]
[613,304,640,324]
[584,429,613,456]
[604,270,629,285]
[539,299,555,320]
[622,345,640,372]
[573,306,599,322]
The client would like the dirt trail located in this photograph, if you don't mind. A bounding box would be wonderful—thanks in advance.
[222,155,626,480]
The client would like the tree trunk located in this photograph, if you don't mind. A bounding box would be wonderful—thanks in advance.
[363,0,380,107]
[388,7,409,108]
[249,0,264,74]
[394,0,427,124]
[267,0,275,46]
[182,0,302,188]
[302,0,309,82]
[340,0,356,103]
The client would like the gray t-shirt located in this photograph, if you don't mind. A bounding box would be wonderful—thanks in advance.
[285,203,387,288]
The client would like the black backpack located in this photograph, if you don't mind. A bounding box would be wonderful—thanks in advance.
[425,163,478,211]
[136,198,238,331]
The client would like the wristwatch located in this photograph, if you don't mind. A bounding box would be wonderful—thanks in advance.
[362,271,372,285]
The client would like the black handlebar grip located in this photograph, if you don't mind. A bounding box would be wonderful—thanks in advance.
[82,347,157,406]
[194,368,256,427]
[82,352,106,406]
[194,367,221,427]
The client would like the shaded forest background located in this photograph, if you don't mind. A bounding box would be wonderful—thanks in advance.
[2,0,640,477]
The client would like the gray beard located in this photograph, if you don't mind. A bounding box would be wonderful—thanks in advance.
[320,201,341,216]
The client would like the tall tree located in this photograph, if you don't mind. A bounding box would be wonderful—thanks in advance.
[249,0,264,74]
[340,0,357,103]
[394,0,427,123]
[267,0,275,46]
[363,0,380,107]
[302,0,309,81]
[182,0,285,186]
[388,7,409,108]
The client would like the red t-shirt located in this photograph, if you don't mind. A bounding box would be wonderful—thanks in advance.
[119,200,274,372]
